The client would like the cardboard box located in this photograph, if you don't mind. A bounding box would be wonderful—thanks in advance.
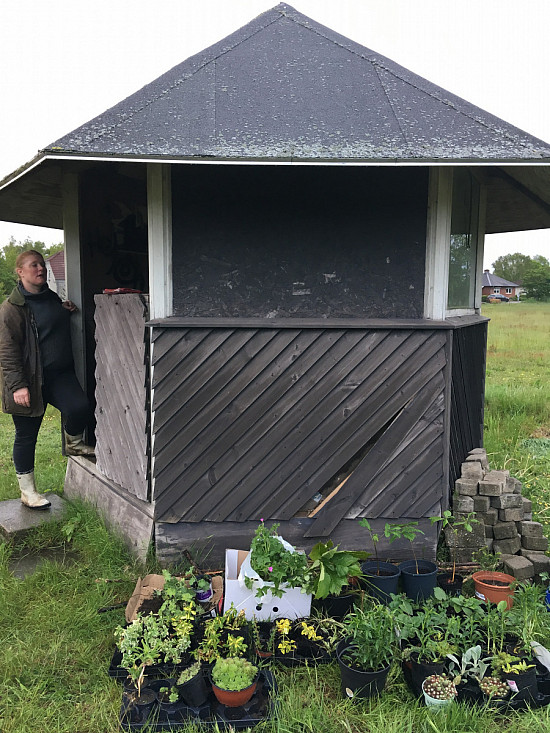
[125,573,223,622]
[223,549,312,620]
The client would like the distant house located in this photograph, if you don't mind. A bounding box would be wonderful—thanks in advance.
[482,270,520,300]
[46,250,66,299]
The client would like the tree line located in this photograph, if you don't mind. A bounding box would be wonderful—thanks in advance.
[0,237,64,300]
[492,252,550,300]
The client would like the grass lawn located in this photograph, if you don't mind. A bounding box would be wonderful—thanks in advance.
[0,302,549,732]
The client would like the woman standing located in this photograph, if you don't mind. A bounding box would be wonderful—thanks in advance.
[0,250,94,509]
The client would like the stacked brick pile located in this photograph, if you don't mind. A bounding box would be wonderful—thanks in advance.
[449,448,550,581]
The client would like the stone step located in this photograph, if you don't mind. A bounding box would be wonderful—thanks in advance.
[0,494,67,541]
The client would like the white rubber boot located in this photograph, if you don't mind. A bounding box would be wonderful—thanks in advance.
[64,431,95,457]
[17,471,51,510]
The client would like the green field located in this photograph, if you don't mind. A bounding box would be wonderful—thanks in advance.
[0,303,549,732]
[482,302,550,528]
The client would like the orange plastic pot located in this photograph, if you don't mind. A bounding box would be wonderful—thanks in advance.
[472,571,515,609]
[211,678,258,707]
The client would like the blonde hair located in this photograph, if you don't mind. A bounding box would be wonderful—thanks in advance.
[15,250,45,273]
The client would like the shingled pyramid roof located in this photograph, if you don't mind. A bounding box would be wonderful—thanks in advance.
[46,3,550,163]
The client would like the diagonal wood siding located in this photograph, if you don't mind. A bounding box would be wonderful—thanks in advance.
[152,326,449,526]
[94,294,149,500]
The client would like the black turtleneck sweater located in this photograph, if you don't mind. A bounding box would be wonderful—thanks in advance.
[19,283,74,373]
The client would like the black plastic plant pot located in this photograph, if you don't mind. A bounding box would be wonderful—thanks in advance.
[125,687,156,723]
[504,666,539,702]
[456,680,483,705]
[316,591,356,619]
[408,656,445,697]
[361,561,401,604]
[179,669,209,708]
[398,560,437,602]
[336,640,391,701]
[437,572,464,596]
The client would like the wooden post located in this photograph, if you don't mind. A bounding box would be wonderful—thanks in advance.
[62,170,86,387]
[147,163,173,319]
[424,167,453,320]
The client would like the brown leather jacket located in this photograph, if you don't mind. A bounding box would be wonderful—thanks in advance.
[0,285,44,416]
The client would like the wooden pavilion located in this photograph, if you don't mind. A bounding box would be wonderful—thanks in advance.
[1,4,549,564]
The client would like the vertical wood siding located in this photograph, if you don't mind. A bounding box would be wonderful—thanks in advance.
[449,321,487,491]
[152,325,449,527]
[94,294,149,500]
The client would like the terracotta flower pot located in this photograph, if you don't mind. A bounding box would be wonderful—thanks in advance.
[472,571,515,609]
[211,678,258,707]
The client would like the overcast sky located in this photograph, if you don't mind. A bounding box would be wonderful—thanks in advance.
[1,0,549,268]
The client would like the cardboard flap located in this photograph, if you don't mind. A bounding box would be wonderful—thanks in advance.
[125,573,165,623]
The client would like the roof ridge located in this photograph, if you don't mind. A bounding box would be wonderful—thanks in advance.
[286,9,546,151]
[57,8,285,148]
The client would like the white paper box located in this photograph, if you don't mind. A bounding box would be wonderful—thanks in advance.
[223,549,312,620]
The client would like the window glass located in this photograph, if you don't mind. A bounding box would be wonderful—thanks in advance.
[447,170,479,309]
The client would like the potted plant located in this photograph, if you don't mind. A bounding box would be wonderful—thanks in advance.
[272,617,333,664]
[177,661,208,707]
[336,603,396,700]
[114,613,167,696]
[500,658,538,702]
[156,679,181,713]
[195,603,251,663]
[243,520,309,599]
[431,511,478,594]
[189,573,213,603]
[472,570,516,609]
[252,618,277,659]
[471,546,515,609]
[421,674,457,708]
[390,522,438,602]
[358,519,401,603]
[307,540,366,617]
[447,645,491,704]
[210,657,259,707]
[479,676,510,702]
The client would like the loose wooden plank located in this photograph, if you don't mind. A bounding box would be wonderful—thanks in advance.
[258,334,446,521]
[304,370,444,537]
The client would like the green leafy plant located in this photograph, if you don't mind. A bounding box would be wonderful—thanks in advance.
[430,510,478,582]
[447,645,492,686]
[61,512,82,542]
[306,540,367,599]
[358,519,382,571]
[159,685,179,704]
[275,618,297,656]
[177,661,201,685]
[244,521,309,598]
[482,600,509,656]
[195,604,250,662]
[195,576,211,592]
[501,658,535,674]
[251,618,277,656]
[341,603,396,672]
[114,614,166,694]
[211,657,258,691]
[384,521,425,573]
[472,545,501,572]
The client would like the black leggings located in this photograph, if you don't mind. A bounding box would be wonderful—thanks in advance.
[12,369,91,474]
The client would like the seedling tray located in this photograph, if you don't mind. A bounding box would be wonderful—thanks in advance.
[119,670,277,730]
